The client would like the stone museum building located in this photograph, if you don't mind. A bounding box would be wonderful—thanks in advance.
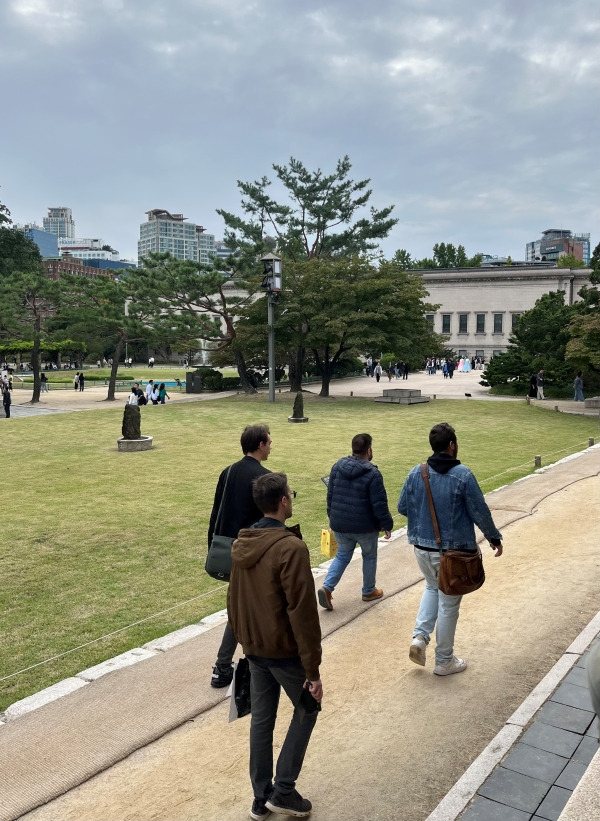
[421,264,592,360]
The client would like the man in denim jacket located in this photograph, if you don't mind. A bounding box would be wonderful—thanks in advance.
[398,422,503,676]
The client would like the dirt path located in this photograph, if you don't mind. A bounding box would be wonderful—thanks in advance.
[21,474,600,821]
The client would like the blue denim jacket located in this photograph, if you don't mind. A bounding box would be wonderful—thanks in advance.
[397,462,502,551]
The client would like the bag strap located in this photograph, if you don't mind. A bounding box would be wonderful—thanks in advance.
[419,463,442,547]
[214,466,232,537]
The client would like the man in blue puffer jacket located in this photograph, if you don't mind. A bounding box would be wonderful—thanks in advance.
[318,433,393,611]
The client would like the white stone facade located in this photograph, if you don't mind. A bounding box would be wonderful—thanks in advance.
[421,265,592,359]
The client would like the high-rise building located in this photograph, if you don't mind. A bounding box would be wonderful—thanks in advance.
[526,229,591,265]
[15,223,59,257]
[138,209,199,264]
[43,207,76,239]
[197,227,215,265]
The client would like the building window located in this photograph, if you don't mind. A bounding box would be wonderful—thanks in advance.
[476,313,485,333]
[458,349,467,357]
[475,349,484,358]
[493,350,502,357]
[493,313,503,333]
[442,314,451,334]
[511,313,522,331]
[426,314,434,331]
[458,314,468,333]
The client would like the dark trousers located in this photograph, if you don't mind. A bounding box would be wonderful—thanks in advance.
[248,657,318,800]
[216,621,238,669]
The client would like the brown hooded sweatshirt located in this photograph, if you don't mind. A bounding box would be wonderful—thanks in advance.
[227,523,322,681]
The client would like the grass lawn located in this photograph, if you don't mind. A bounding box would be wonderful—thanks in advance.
[1,394,597,711]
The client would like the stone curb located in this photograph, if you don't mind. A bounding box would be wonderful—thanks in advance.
[424,614,600,821]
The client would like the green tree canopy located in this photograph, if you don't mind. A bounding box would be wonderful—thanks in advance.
[216,155,398,262]
[394,243,482,269]
[127,252,260,392]
[0,228,59,402]
[233,256,441,396]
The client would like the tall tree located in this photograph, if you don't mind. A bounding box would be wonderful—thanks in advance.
[127,252,260,393]
[55,273,148,400]
[216,156,398,389]
[481,291,577,390]
[217,155,398,262]
[0,228,58,402]
[234,257,441,397]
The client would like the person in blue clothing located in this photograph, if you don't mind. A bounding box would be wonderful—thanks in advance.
[398,422,503,677]
[318,433,393,611]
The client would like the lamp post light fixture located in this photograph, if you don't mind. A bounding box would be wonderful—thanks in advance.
[260,253,282,403]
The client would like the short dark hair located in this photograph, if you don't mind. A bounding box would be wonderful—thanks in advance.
[429,422,456,453]
[240,424,270,454]
[252,472,288,514]
[352,433,372,456]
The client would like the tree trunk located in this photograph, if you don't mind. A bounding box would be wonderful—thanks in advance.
[234,348,257,394]
[288,346,305,392]
[317,346,333,398]
[31,319,41,403]
[106,336,124,401]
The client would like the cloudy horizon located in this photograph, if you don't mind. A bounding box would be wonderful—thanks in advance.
[1,0,598,263]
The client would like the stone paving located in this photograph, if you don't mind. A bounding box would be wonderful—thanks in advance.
[458,641,599,821]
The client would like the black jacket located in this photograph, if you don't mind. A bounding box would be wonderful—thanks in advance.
[208,455,270,545]
[327,455,393,533]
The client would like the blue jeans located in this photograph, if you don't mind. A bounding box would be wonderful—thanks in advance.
[413,548,462,664]
[324,531,379,596]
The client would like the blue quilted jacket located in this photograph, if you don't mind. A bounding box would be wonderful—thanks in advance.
[327,456,393,534]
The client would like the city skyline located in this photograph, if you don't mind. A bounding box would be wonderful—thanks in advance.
[1,0,598,263]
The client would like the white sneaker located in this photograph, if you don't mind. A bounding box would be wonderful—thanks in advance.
[409,635,427,666]
[433,656,467,676]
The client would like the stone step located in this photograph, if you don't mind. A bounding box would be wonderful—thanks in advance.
[374,395,430,405]
[382,389,422,398]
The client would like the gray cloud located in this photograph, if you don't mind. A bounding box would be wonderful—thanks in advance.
[1,0,598,261]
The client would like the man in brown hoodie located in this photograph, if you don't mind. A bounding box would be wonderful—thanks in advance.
[228,472,322,820]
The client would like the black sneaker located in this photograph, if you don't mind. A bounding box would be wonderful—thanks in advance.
[249,798,271,820]
[266,789,312,817]
[210,664,233,688]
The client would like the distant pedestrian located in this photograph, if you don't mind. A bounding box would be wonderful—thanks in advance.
[374,362,382,383]
[78,372,85,392]
[403,362,409,380]
[40,373,49,393]
[446,359,454,379]
[73,373,79,391]
[145,380,155,404]
[536,369,545,400]
[573,372,585,402]
[158,383,170,404]
[2,386,11,418]
[386,362,394,381]
[528,374,537,398]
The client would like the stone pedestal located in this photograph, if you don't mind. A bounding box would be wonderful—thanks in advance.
[117,435,153,452]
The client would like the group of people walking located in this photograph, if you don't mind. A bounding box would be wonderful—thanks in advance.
[73,372,85,391]
[206,421,503,818]
[127,379,170,406]
[365,357,409,381]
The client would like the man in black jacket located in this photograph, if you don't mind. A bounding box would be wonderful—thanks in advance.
[208,424,271,688]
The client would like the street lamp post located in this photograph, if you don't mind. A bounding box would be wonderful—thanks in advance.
[260,254,282,403]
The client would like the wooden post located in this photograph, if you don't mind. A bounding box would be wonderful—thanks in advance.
[535,455,542,468]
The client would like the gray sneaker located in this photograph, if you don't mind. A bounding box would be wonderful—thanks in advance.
[409,635,427,666]
[433,656,467,676]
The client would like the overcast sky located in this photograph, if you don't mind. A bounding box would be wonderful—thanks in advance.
[1,0,598,262]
